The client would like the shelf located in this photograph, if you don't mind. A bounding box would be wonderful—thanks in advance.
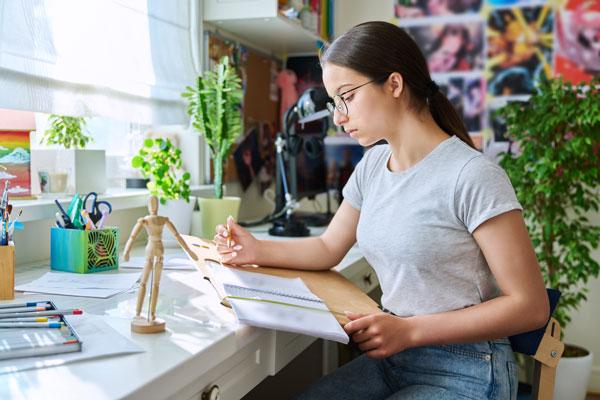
[208,15,326,57]
[12,185,214,223]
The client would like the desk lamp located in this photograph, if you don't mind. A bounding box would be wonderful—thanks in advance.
[269,87,330,237]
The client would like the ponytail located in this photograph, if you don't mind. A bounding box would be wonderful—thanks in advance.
[428,91,475,149]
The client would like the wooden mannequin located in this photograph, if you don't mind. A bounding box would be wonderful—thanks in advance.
[123,196,198,333]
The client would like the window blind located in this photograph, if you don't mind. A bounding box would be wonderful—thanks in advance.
[0,0,201,124]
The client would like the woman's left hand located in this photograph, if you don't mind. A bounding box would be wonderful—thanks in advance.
[344,311,415,359]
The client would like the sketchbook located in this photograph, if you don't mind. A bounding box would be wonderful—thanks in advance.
[208,261,349,343]
[0,301,81,361]
[180,235,380,334]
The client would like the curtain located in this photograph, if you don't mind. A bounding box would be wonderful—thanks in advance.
[0,0,201,124]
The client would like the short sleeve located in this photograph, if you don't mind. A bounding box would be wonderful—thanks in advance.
[342,160,364,210]
[455,156,522,233]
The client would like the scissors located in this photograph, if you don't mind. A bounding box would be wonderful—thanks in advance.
[82,192,113,224]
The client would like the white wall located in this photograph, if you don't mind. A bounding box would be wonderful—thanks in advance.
[333,0,600,392]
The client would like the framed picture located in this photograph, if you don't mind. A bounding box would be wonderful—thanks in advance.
[0,130,31,197]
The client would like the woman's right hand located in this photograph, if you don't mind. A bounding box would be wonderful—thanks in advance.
[214,216,260,265]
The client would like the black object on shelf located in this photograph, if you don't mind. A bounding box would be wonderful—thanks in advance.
[125,178,150,189]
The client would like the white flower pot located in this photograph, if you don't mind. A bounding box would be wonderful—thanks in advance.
[157,197,196,247]
[554,346,593,400]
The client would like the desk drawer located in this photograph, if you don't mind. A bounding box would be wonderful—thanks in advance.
[347,266,379,294]
[180,333,271,400]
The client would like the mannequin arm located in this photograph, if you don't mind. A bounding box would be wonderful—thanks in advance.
[123,218,145,261]
[165,220,199,261]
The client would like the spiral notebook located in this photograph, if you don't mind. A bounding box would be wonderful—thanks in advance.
[207,260,350,343]
[180,235,381,330]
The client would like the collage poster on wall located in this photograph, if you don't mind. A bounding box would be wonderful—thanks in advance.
[395,0,599,158]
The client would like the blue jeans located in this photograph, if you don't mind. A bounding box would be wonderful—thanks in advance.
[298,338,518,399]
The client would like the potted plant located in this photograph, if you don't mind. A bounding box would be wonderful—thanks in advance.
[131,137,195,245]
[40,114,106,194]
[498,76,600,400]
[182,56,243,238]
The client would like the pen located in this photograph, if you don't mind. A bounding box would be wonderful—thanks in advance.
[0,302,50,309]
[54,200,75,228]
[0,305,50,313]
[0,322,63,328]
[226,219,232,249]
[80,209,96,230]
[0,309,83,319]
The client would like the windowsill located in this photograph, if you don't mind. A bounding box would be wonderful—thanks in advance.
[12,185,214,222]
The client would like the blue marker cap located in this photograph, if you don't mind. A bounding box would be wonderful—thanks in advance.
[49,322,62,328]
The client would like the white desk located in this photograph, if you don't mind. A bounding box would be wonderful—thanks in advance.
[0,227,378,400]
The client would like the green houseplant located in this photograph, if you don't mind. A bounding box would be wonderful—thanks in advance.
[131,137,195,242]
[182,56,243,238]
[498,76,600,398]
[42,115,92,149]
[182,55,243,199]
[131,138,191,205]
[41,114,105,194]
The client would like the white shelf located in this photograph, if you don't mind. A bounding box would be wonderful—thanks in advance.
[12,185,214,223]
[209,15,326,57]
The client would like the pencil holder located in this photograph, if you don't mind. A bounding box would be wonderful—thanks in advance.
[0,243,15,300]
[50,227,120,273]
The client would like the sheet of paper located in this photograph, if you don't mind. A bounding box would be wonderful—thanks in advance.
[0,315,144,375]
[206,261,349,344]
[120,256,196,270]
[15,272,141,299]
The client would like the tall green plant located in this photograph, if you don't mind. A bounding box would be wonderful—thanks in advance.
[182,56,243,199]
[498,76,600,331]
[42,115,92,149]
[131,138,191,205]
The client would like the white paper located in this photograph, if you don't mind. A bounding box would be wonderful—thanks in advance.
[206,261,349,344]
[15,272,141,299]
[120,256,196,270]
[0,315,144,374]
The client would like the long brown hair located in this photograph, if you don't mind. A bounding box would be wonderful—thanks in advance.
[320,21,475,149]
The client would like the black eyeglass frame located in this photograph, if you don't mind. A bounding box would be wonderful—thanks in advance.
[326,75,389,116]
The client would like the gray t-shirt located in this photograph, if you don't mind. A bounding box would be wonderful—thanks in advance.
[343,136,522,317]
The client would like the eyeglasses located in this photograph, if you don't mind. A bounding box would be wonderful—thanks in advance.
[326,76,387,117]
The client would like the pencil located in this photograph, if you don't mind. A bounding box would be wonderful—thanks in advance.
[0,309,83,319]
[0,302,50,309]
[0,305,50,313]
[0,322,63,328]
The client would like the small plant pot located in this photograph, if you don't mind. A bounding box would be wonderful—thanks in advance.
[157,197,196,247]
[198,196,241,239]
[554,344,593,400]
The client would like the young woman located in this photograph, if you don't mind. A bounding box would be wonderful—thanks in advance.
[215,21,549,399]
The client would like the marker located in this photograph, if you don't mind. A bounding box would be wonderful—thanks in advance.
[0,305,49,313]
[0,309,83,319]
[0,322,63,328]
[0,317,50,322]
[0,302,50,309]
[80,209,96,230]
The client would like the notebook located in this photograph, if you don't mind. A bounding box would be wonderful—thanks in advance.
[180,235,381,327]
[207,260,350,343]
[0,301,82,361]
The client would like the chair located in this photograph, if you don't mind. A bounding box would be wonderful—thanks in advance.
[509,289,564,400]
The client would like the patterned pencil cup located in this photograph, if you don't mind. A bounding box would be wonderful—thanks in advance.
[50,227,120,273]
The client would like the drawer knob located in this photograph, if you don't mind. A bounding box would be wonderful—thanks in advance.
[363,273,372,286]
[202,385,221,400]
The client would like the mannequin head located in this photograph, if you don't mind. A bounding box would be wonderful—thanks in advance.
[148,196,158,215]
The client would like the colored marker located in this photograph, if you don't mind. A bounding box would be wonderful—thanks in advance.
[0,309,83,319]
[0,305,50,313]
[0,317,50,322]
[0,322,63,328]
[0,302,50,309]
